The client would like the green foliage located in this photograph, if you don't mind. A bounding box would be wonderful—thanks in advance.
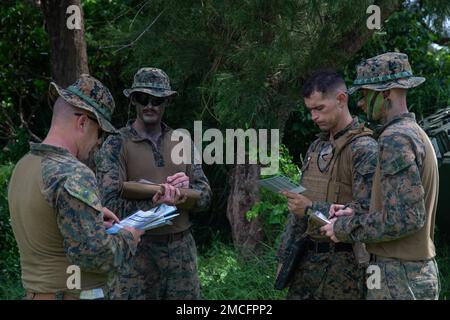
[246,145,300,244]
[97,0,402,132]
[0,163,23,300]
[0,1,51,149]
[198,239,286,299]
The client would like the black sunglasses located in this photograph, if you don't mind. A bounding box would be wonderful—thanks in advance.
[134,92,167,107]
[74,113,103,139]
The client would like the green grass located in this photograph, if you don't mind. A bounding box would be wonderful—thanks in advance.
[198,241,287,300]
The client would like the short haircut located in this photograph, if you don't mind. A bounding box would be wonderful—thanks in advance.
[302,69,346,98]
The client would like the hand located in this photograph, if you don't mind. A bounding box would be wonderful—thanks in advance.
[123,226,144,245]
[329,204,354,219]
[320,218,339,243]
[167,172,189,189]
[101,207,120,229]
[280,190,312,217]
[152,183,188,206]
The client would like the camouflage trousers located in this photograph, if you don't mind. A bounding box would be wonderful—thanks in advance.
[136,231,200,300]
[108,261,144,300]
[366,257,440,300]
[287,250,366,300]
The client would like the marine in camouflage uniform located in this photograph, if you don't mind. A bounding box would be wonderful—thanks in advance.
[325,52,440,300]
[96,68,212,300]
[8,75,140,300]
[278,120,378,299]
[278,70,377,300]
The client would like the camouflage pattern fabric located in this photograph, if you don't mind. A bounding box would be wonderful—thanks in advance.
[133,232,200,300]
[49,74,117,133]
[333,113,439,300]
[367,258,439,300]
[96,122,211,299]
[32,143,137,286]
[123,67,177,98]
[287,251,366,300]
[334,113,432,242]
[277,119,378,300]
[348,52,425,94]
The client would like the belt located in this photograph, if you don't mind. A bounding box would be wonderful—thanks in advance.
[24,291,78,300]
[146,229,190,243]
[370,254,402,263]
[24,287,105,300]
[308,241,353,253]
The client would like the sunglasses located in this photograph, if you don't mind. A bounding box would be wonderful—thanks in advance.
[74,113,103,139]
[133,93,167,107]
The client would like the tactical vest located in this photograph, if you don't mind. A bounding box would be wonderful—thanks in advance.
[301,124,373,241]
[367,124,438,260]
[8,153,107,294]
[122,130,190,234]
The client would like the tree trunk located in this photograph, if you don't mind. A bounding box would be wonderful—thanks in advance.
[41,0,89,87]
[226,164,264,257]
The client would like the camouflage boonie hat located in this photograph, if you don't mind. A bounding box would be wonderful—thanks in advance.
[123,67,177,98]
[348,52,425,95]
[49,74,117,133]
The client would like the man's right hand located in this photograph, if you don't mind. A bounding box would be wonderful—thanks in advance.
[123,226,144,245]
[329,204,354,218]
[152,183,187,206]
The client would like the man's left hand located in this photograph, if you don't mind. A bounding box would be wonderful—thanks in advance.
[280,191,312,217]
[320,217,339,243]
[167,172,189,189]
[102,207,120,229]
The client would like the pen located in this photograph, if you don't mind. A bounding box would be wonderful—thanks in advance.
[329,204,351,219]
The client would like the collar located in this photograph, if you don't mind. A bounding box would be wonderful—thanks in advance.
[29,142,77,160]
[374,112,416,138]
[125,120,172,142]
[317,117,360,141]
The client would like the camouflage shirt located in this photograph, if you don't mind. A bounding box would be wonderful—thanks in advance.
[334,113,437,243]
[95,121,212,219]
[31,143,137,273]
[277,119,378,261]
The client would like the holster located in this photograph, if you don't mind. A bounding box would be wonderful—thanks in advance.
[274,234,310,290]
